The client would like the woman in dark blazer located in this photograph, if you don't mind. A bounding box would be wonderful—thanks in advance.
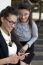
[0,6,22,65]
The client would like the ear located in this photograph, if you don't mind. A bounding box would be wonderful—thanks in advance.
[1,17,4,23]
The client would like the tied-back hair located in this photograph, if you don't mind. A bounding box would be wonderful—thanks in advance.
[0,6,17,26]
[0,6,17,17]
[17,1,33,28]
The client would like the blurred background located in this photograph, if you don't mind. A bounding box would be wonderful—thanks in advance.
[0,0,43,65]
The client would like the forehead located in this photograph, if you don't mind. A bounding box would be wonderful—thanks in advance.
[6,14,17,22]
[18,9,30,13]
[8,14,17,19]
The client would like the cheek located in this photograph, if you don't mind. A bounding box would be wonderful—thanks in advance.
[19,16,22,20]
[3,22,8,27]
[24,17,28,21]
[3,22,11,31]
[25,15,29,19]
[5,22,11,30]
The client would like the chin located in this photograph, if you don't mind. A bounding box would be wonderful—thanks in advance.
[21,20,27,22]
[22,21,27,23]
[8,29,12,33]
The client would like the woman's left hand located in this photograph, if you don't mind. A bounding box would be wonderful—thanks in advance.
[20,44,29,53]
[18,52,25,60]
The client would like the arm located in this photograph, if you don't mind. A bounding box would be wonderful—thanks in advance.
[11,29,22,52]
[0,54,19,65]
[27,21,38,47]
[0,57,10,65]
[19,21,38,53]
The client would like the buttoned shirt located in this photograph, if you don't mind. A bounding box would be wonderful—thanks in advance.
[0,27,17,56]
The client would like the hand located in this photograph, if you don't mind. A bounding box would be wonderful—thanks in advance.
[18,52,25,60]
[18,52,24,56]
[9,54,19,64]
[18,53,29,61]
[19,54,25,60]
[20,44,29,53]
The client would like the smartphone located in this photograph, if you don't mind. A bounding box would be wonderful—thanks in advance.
[23,53,30,56]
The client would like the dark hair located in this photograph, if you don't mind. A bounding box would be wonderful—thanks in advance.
[17,2,32,10]
[0,6,17,26]
[18,2,32,28]
[0,6,17,18]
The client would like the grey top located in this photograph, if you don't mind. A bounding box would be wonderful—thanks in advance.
[14,20,38,47]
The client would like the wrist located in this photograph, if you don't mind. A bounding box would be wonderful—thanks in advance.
[0,57,10,65]
[27,43,31,48]
[6,57,10,64]
[4,57,10,64]
[24,44,28,47]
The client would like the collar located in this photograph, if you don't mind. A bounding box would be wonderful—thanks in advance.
[0,27,11,45]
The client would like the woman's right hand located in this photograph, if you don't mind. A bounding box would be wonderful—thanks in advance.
[9,54,19,64]
[0,54,19,65]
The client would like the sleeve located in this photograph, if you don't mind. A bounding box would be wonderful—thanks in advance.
[27,21,38,47]
[11,30,22,52]
[0,43,3,59]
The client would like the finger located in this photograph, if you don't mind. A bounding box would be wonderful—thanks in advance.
[19,55,25,60]
[18,52,25,56]
[20,49,25,53]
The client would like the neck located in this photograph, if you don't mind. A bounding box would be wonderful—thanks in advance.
[1,26,10,36]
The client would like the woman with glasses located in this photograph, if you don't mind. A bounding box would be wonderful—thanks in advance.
[14,2,38,65]
[0,6,23,65]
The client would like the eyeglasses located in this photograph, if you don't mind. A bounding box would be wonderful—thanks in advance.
[5,18,17,24]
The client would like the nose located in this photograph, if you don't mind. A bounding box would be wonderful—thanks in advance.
[12,24,14,28]
[22,15,25,19]
[12,23,16,28]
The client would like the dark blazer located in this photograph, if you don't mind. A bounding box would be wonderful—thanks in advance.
[0,31,22,65]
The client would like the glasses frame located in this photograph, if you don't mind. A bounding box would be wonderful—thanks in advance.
[5,18,17,24]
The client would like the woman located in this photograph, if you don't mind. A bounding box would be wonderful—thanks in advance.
[0,6,23,65]
[14,2,38,65]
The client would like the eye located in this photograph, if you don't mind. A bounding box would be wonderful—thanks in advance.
[24,13,29,16]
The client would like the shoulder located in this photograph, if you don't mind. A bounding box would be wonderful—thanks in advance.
[32,20,37,25]
[32,20,38,28]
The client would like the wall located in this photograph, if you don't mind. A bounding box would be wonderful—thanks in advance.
[0,0,11,12]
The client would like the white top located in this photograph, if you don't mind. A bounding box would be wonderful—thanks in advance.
[0,28,17,56]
